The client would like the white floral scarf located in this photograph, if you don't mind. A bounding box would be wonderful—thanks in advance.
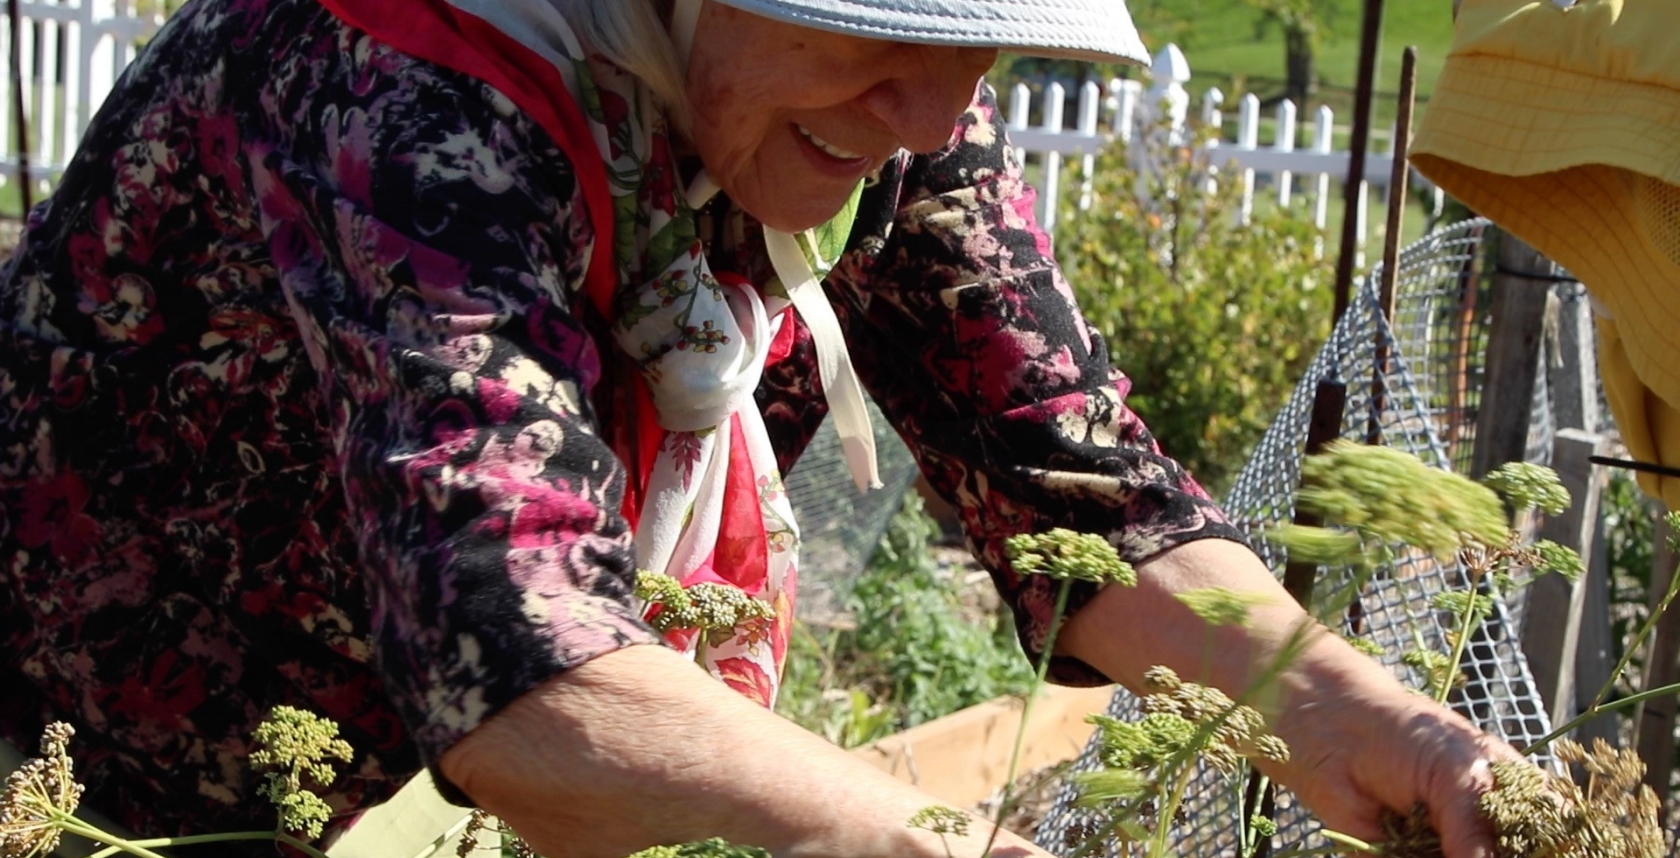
[347,0,884,706]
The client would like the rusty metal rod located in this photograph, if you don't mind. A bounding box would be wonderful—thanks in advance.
[1366,46,1419,446]
[8,0,28,214]
[1331,0,1386,322]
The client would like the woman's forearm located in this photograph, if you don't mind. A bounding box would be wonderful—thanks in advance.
[1057,538,1401,742]
[439,644,1047,858]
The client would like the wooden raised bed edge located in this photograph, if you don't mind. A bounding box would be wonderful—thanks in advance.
[849,685,1116,809]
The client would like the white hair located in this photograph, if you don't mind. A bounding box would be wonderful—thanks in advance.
[554,0,693,132]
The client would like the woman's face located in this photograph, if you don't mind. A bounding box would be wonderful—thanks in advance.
[685,3,998,233]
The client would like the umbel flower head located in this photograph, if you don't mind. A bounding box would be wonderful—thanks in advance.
[634,571,775,636]
[250,706,354,839]
[628,839,771,858]
[1482,462,1572,516]
[1288,441,1511,559]
[906,805,972,837]
[0,723,83,858]
[1004,529,1137,586]
[1086,666,1288,780]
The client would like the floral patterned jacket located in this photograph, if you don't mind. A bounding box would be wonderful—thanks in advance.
[0,0,1242,841]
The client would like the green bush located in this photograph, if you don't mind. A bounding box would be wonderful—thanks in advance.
[1058,126,1334,495]
[777,495,1033,746]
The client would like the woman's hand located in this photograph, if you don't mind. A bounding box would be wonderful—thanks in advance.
[439,644,1054,858]
[1265,666,1522,858]
[1059,538,1519,858]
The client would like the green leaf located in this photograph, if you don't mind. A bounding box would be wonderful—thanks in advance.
[807,180,866,275]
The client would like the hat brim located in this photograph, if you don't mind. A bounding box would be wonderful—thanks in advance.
[709,0,1151,66]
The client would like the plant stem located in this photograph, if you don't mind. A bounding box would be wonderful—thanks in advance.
[278,832,335,858]
[86,831,293,858]
[51,813,174,858]
[80,828,332,858]
[1149,761,1197,858]
[1241,772,1272,858]
[981,577,1074,858]
[1587,558,1680,713]
[1521,680,1680,755]
[1437,559,1488,706]
[1319,830,1380,853]
[1270,829,1381,857]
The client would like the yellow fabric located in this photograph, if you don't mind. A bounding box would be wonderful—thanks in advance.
[1411,0,1680,508]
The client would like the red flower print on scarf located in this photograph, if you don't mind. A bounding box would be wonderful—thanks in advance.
[643,133,677,217]
[713,656,775,708]
[666,431,704,490]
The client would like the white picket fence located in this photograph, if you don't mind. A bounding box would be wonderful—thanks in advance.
[0,0,167,198]
[0,6,1430,261]
[1009,43,1444,255]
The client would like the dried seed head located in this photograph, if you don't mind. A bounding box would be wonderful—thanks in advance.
[0,723,85,858]
[1142,666,1182,694]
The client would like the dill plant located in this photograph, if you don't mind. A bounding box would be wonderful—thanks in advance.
[918,526,1306,858]
[1267,441,1678,857]
[1,708,351,858]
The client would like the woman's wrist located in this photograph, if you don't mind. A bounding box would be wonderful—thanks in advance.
[1057,537,1411,727]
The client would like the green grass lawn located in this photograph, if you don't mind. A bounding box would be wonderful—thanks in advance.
[1130,0,1456,129]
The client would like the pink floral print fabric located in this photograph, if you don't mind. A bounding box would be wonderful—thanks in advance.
[0,0,1242,844]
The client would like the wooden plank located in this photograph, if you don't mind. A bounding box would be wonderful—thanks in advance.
[1635,512,1678,819]
[329,771,492,858]
[1520,429,1607,726]
[849,685,1116,808]
[1469,234,1555,480]
[1573,523,1618,747]
[1549,285,1601,433]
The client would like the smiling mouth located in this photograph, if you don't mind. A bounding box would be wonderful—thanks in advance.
[795,124,869,161]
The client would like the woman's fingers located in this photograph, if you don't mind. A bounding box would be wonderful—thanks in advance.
[1425,754,1497,858]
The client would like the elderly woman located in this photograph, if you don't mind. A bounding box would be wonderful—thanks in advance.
[0,0,1512,855]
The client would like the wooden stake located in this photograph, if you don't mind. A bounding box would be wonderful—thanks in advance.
[1635,511,1678,819]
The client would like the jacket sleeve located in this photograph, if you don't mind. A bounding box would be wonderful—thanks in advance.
[825,82,1250,685]
[241,32,662,770]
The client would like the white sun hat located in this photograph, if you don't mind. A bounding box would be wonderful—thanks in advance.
[694,0,1150,65]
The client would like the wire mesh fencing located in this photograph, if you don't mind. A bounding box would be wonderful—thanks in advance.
[783,398,922,621]
[1035,218,1558,857]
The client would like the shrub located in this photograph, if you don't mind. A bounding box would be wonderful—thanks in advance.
[777,495,1034,745]
[1056,125,1334,495]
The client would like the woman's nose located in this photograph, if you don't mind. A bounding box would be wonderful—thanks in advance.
[858,46,998,154]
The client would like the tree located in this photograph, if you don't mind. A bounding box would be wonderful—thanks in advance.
[1243,0,1339,107]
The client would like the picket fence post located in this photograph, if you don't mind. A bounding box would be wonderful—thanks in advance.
[1234,93,1259,225]
[1,0,164,196]
[1274,98,1297,208]
[1038,81,1065,233]
[1076,80,1101,212]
